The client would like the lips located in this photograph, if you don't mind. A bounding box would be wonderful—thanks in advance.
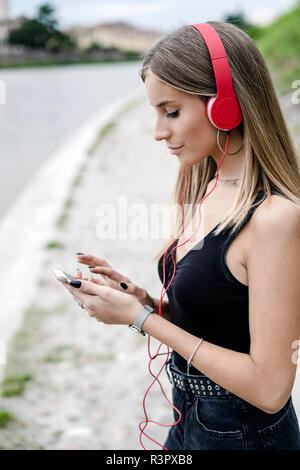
[168,145,183,150]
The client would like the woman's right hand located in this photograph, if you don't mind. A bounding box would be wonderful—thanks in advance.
[73,253,155,309]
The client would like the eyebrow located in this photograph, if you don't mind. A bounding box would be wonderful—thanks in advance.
[152,100,176,108]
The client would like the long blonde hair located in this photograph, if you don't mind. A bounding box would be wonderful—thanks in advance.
[139,21,300,263]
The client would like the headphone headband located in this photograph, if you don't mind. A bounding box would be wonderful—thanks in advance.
[190,23,243,130]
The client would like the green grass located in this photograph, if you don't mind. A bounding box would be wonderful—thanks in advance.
[1,302,68,396]
[43,345,116,366]
[43,344,73,363]
[1,374,32,397]
[256,2,300,95]
[0,409,14,428]
[44,240,64,249]
[87,121,116,156]
[0,56,141,70]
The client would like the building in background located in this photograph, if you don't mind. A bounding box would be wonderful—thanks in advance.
[0,1,163,59]
[0,0,9,19]
[0,0,27,47]
[64,21,163,53]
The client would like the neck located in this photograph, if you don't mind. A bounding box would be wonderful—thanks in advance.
[211,128,244,180]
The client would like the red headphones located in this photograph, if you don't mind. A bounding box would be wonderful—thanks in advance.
[191,22,243,131]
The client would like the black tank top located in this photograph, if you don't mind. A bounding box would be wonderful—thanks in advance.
[157,189,275,374]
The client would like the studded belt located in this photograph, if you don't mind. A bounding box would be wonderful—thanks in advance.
[165,356,234,398]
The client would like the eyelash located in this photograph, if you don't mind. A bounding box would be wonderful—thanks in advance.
[166,110,179,118]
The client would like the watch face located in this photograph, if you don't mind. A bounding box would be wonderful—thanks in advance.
[129,325,140,333]
[129,325,145,336]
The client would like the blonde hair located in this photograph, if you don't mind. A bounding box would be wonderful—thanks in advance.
[139,20,300,263]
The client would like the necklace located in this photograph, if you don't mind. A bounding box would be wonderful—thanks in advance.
[218,177,241,184]
[214,173,241,184]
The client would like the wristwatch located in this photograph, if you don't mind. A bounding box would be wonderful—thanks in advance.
[128,304,155,335]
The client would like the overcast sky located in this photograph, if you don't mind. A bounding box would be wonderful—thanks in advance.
[9,0,298,32]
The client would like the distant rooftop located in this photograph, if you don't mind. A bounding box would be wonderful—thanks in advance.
[64,21,163,37]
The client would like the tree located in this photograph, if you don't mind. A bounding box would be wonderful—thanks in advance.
[223,11,264,41]
[46,31,77,53]
[9,19,50,48]
[37,4,57,30]
[8,3,77,52]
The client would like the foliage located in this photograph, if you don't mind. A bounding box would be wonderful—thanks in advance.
[224,3,300,93]
[0,409,14,428]
[256,1,300,93]
[8,3,77,52]
[1,374,32,397]
[223,11,264,40]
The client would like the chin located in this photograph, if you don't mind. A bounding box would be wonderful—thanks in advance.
[179,156,201,167]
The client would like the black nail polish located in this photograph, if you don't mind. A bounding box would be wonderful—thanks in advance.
[88,266,95,268]
[120,282,128,290]
[70,280,81,288]
[76,252,84,255]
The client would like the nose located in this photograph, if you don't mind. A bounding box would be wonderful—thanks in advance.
[154,118,171,142]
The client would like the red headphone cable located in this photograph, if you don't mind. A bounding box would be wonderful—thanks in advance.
[138,132,231,450]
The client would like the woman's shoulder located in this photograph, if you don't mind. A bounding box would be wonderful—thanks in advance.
[251,191,300,238]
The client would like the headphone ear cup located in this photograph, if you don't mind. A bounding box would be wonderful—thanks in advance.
[206,95,237,131]
[206,96,217,128]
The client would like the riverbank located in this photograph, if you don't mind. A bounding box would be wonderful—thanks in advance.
[0,56,141,70]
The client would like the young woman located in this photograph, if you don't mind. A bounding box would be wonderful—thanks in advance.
[62,21,300,450]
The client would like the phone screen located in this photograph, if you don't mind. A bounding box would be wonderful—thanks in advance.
[52,268,74,283]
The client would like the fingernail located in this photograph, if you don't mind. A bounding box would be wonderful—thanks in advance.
[120,282,128,290]
[88,266,95,269]
[76,252,84,255]
[70,280,81,288]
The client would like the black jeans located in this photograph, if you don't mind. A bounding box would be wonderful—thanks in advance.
[164,353,300,450]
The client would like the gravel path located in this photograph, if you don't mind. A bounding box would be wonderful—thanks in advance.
[0,95,178,450]
[0,92,299,450]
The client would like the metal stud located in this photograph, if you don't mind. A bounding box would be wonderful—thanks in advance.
[215,385,220,390]
[208,385,212,390]
[195,385,199,390]
[217,392,221,395]
[201,385,205,390]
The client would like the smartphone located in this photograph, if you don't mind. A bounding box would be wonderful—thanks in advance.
[52,268,75,284]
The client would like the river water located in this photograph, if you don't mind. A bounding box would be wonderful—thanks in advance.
[0,61,143,220]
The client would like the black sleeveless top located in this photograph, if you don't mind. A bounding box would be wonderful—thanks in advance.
[157,189,275,374]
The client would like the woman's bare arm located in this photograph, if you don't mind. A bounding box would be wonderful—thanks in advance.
[150,297,171,322]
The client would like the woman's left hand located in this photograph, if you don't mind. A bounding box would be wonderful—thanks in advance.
[62,279,144,325]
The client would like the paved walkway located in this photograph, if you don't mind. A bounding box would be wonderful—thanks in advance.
[0,94,178,450]
[0,92,299,450]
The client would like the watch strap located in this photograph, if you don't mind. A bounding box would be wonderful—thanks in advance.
[129,304,154,335]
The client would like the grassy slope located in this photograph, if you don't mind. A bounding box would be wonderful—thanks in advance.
[256,1,300,94]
